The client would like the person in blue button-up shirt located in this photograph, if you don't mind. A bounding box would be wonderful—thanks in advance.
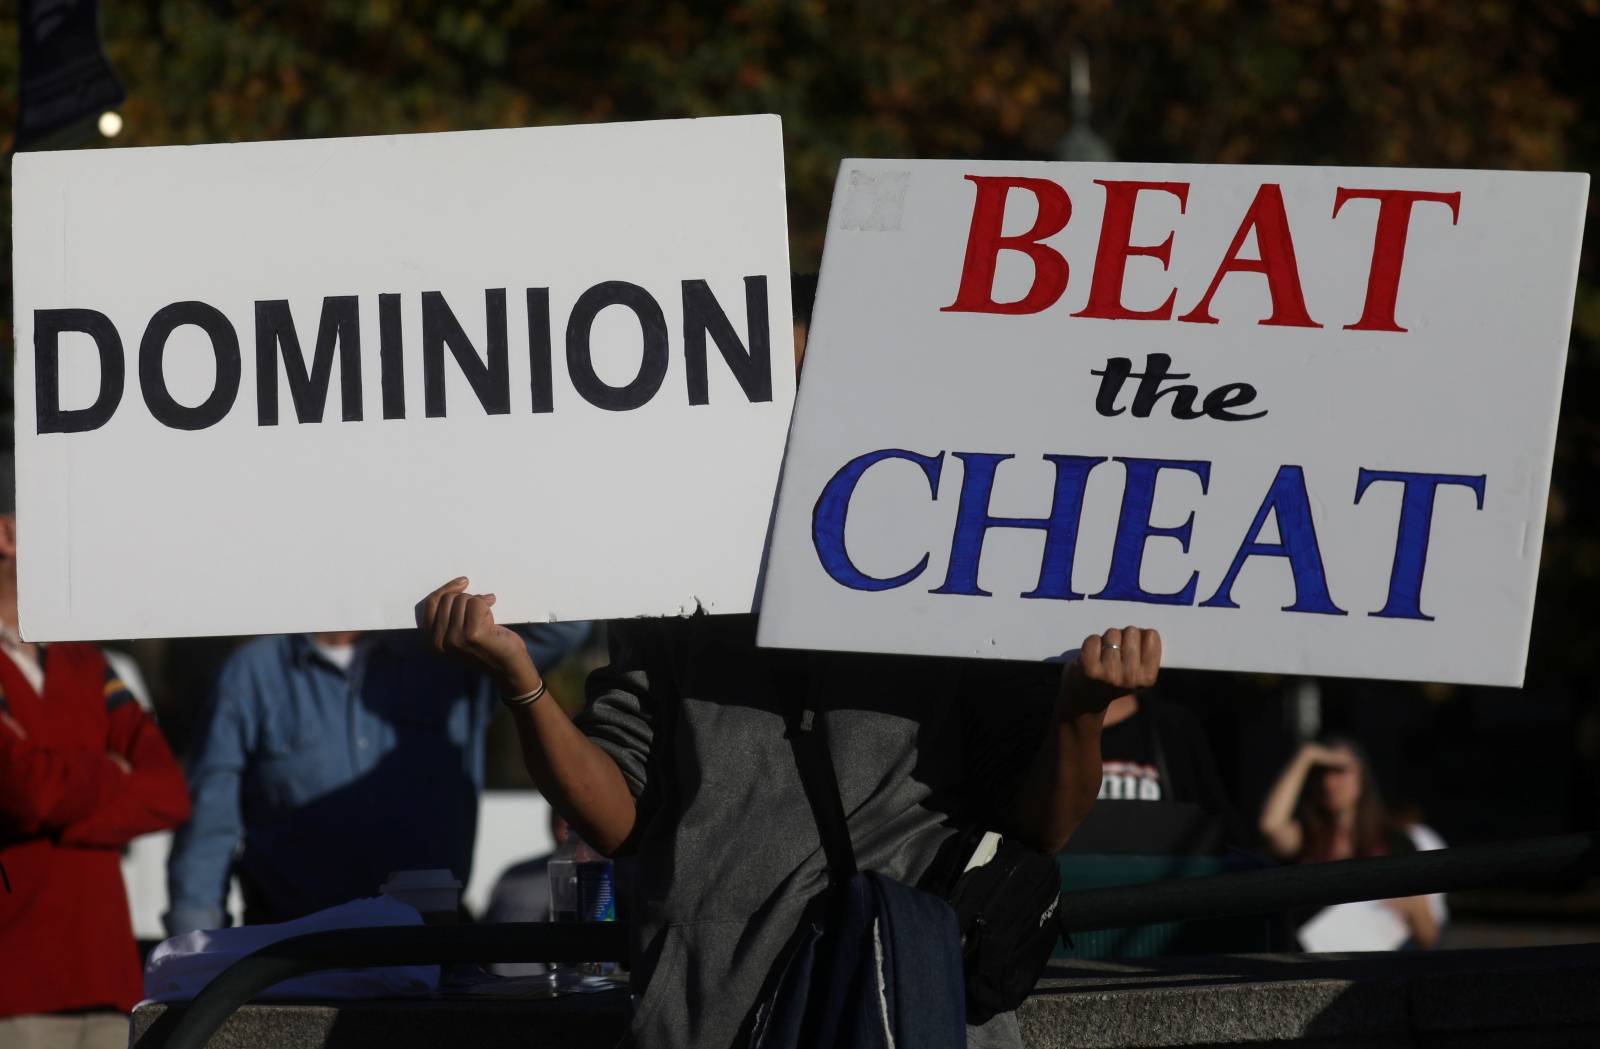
[164,623,587,934]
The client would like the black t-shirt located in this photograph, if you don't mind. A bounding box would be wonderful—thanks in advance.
[1100,699,1232,810]
[1097,713,1165,801]
[1066,698,1245,854]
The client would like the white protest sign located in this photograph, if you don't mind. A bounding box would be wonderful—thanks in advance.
[14,115,793,640]
[758,160,1588,686]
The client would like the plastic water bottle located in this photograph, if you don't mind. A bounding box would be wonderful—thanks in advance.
[545,836,581,991]
[547,836,581,924]
[574,840,618,977]
[547,835,619,985]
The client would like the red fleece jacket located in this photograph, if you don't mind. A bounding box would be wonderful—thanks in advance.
[0,644,190,1015]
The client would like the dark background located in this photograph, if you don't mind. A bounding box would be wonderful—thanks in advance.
[2,2,1597,884]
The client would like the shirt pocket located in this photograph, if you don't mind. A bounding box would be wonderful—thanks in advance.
[254,719,336,812]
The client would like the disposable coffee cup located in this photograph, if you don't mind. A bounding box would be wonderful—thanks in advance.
[381,869,463,924]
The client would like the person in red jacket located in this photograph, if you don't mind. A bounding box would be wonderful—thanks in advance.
[0,460,191,1048]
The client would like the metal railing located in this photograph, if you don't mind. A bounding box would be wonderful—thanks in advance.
[155,921,628,1049]
[1056,830,1600,933]
[154,831,1600,1049]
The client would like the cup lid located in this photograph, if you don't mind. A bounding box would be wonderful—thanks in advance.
[380,868,463,892]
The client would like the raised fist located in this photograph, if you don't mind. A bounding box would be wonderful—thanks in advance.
[1065,626,1162,712]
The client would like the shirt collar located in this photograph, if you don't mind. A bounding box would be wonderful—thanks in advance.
[290,631,412,670]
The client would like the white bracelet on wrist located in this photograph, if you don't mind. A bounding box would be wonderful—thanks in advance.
[502,681,548,708]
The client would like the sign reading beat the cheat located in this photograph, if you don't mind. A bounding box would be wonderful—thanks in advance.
[758,161,1589,686]
[14,115,793,640]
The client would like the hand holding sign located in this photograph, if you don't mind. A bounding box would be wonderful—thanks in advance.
[1064,626,1162,714]
[419,577,543,697]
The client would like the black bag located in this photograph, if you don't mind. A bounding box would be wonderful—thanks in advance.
[922,827,1064,1024]
[772,657,1063,1028]
[748,667,967,1049]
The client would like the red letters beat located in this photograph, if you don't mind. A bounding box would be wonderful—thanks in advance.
[941,174,1462,332]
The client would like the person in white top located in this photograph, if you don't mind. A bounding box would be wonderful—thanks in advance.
[1259,738,1441,950]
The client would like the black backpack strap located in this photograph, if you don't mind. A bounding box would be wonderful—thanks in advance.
[772,657,858,884]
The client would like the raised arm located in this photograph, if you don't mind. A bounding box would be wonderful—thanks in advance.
[1258,742,1341,860]
[1004,627,1161,854]
[421,578,638,855]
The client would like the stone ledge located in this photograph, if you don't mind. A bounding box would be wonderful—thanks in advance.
[131,944,1600,1048]
[1018,944,1600,1048]
[132,991,630,1049]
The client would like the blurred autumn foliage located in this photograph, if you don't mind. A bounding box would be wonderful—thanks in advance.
[1,0,1597,676]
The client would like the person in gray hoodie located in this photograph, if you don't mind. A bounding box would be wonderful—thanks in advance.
[421,575,1158,1049]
